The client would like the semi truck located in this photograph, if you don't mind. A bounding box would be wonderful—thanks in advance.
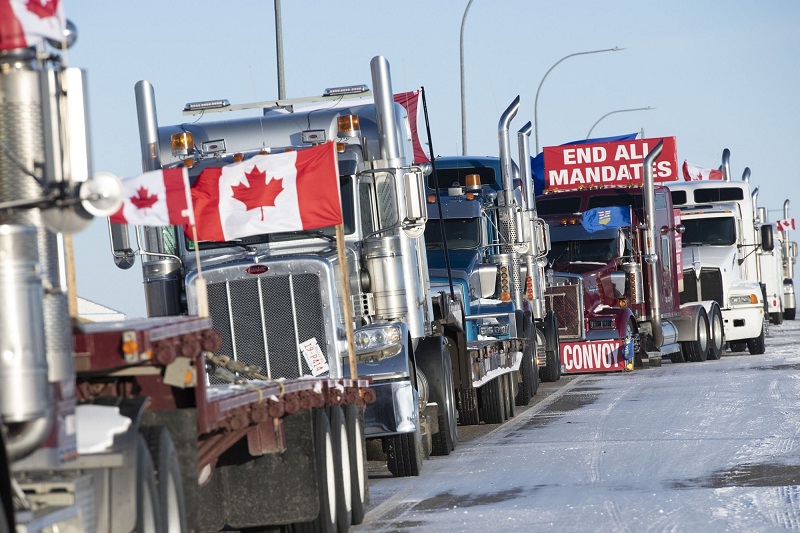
[753,192,784,326]
[668,149,769,354]
[536,138,720,372]
[0,19,375,533]
[424,98,561,409]
[108,55,475,484]
[780,200,797,320]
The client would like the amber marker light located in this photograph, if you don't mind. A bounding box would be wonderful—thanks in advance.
[500,292,512,302]
[336,142,346,153]
[337,115,360,136]
[122,338,138,356]
[183,158,194,168]
[233,153,244,163]
[171,131,193,154]
[427,195,436,203]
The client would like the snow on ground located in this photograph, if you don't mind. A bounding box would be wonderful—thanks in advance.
[358,320,800,532]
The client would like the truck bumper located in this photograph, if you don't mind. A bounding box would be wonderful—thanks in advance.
[363,379,418,438]
[721,305,763,341]
[560,339,630,373]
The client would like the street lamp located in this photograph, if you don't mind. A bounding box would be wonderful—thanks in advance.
[534,47,624,153]
[460,0,475,155]
[586,107,654,139]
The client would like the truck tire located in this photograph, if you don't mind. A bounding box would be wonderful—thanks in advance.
[505,373,516,419]
[682,309,709,362]
[384,429,422,477]
[418,337,457,457]
[706,305,724,360]
[747,325,766,355]
[328,406,352,533]
[771,312,784,326]
[539,311,561,382]
[295,409,337,533]
[344,405,367,526]
[479,378,505,424]
[0,502,6,533]
[784,308,796,320]
[136,434,161,533]
[458,388,480,426]
[142,426,187,533]
[516,344,537,406]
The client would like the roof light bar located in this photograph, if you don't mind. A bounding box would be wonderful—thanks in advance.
[323,84,369,97]
[183,99,231,112]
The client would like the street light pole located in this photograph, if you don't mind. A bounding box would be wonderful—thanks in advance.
[460,0,475,156]
[534,47,624,153]
[586,106,654,139]
[274,0,285,99]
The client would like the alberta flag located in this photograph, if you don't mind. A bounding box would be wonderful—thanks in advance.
[581,206,632,233]
[189,141,342,242]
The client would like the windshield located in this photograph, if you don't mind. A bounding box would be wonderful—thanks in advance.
[681,216,736,246]
[187,176,355,250]
[425,218,481,249]
[548,238,617,266]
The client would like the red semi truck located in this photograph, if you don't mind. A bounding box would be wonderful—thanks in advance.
[535,138,724,373]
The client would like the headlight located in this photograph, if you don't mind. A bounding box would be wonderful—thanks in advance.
[353,325,401,355]
[730,294,758,306]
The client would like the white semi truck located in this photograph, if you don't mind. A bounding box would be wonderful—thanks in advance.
[667,149,770,354]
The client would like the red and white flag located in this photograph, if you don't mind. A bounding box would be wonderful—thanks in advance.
[109,167,194,227]
[776,218,796,231]
[683,160,723,181]
[394,90,430,164]
[0,0,66,51]
[189,142,342,242]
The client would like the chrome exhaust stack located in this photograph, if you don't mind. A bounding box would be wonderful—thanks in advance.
[721,148,731,182]
[370,56,403,167]
[742,166,751,183]
[643,140,665,347]
[498,96,521,197]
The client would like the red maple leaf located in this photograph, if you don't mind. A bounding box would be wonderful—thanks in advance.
[231,165,284,220]
[26,0,60,18]
[130,186,158,210]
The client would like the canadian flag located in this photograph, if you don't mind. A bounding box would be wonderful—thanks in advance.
[683,160,723,181]
[776,218,796,231]
[189,141,342,242]
[0,0,66,51]
[109,167,194,227]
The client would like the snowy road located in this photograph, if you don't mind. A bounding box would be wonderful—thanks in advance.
[358,320,800,532]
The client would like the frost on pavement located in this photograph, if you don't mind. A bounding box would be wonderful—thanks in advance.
[358,320,800,532]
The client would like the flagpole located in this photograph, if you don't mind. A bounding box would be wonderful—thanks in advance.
[183,168,209,318]
[191,224,209,318]
[335,223,358,379]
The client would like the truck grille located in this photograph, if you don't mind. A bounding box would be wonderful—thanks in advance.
[206,272,329,380]
[681,268,723,306]
[544,278,584,339]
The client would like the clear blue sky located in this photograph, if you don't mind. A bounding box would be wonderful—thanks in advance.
[65,1,800,318]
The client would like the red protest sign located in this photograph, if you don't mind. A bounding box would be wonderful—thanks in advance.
[543,137,678,191]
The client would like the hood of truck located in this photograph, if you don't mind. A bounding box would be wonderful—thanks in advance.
[681,245,737,275]
[551,261,614,275]
[426,248,482,274]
